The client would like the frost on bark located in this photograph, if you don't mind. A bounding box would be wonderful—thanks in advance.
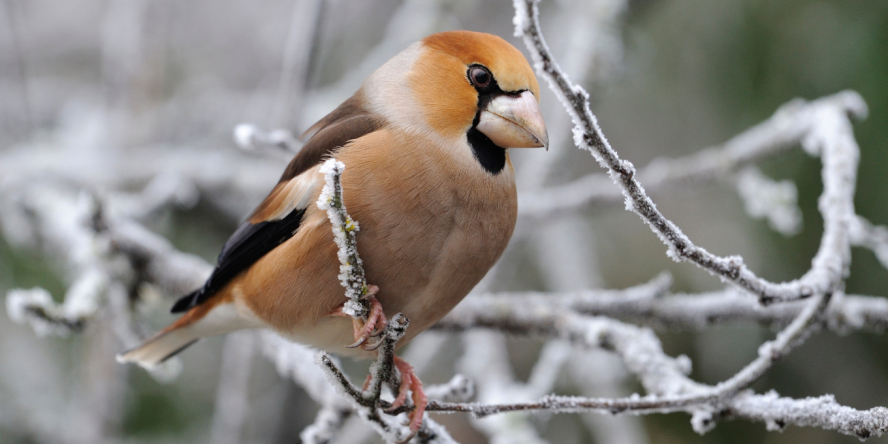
[2,0,888,443]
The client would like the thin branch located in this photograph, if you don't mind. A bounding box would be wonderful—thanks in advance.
[436,267,888,334]
[851,216,888,271]
[300,405,353,444]
[313,166,431,440]
[424,388,888,441]
[514,0,865,306]
[4,190,112,336]
[318,314,421,443]
[439,290,827,401]
[519,97,829,216]
[317,159,371,318]
[727,390,888,440]
[429,293,881,439]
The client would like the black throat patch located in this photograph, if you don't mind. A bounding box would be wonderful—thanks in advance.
[467,124,507,175]
[465,64,523,176]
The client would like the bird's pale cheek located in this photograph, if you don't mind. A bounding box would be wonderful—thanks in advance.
[410,50,478,136]
[476,91,548,150]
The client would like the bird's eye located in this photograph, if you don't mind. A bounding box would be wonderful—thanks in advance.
[468,66,491,87]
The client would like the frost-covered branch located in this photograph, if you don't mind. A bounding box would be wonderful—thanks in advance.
[437,275,888,334]
[2,183,211,337]
[317,159,372,318]
[435,289,829,408]
[4,188,118,337]
[850,216,888,271]
[316,314,460,443]
[314,159,457,442]
[727,391,888,440]
[514,0,864,306]
[519,96,834,217]
[5,170,888,440]
[264,310,888,441]
[423,292,888,439]
[317,315,416,443]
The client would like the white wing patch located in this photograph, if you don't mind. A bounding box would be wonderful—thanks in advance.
[254,165,322,223]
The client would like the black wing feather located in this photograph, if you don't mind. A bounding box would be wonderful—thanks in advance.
[169,90,383,314]
[171,208,306,313]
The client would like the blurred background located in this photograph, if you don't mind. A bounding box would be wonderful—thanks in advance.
[1,0,887,443]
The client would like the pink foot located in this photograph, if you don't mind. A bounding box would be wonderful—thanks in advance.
[350,296,387,349]
[332,286,388,351]
[388,355,427,433]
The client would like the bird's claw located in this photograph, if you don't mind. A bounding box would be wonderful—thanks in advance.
[346,335,367,349]
[339,295,387,351]
[333,292,425,435]
[385,355,427,434]
[362,337,384,351]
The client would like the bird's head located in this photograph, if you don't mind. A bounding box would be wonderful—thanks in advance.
[414,31,548,150]
[363,30,548,173]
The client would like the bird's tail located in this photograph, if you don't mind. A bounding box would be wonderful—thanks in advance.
[117,300,254,369]
[116,328,200,368]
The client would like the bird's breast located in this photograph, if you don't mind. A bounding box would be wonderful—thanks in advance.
[338,129,517,341]
[239,129,518,357]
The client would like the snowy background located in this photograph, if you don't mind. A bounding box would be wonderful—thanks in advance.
[1,0,888,443]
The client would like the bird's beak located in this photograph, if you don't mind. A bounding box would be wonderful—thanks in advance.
[476,90,548,150]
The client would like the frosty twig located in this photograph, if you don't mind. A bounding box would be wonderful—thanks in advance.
[317,159,371,318]
[508,0,880,438]
[514,0,863,306]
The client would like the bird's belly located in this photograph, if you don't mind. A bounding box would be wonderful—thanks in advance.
[241,201,511,359]
[358,203,512,345]
[278,218,510,359]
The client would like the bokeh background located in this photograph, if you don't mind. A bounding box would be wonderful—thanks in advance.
[1,0,887,443]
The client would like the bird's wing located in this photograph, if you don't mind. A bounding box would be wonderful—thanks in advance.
[171,92,383,313]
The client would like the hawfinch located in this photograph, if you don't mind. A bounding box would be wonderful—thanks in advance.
[119,30,547,433]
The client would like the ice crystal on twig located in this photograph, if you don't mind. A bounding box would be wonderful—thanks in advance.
[316,159,370,318]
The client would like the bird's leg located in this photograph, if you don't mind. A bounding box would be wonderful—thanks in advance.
[333,296,425,436]
[385,360,413,412]
[386,355,427,434]
[332,285,388,350]
[348,297,387,350]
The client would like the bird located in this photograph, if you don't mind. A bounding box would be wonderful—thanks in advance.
[117,30,548,435]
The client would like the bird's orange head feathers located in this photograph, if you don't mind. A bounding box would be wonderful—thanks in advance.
[359,30,547,166]
[410,31,541,137]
